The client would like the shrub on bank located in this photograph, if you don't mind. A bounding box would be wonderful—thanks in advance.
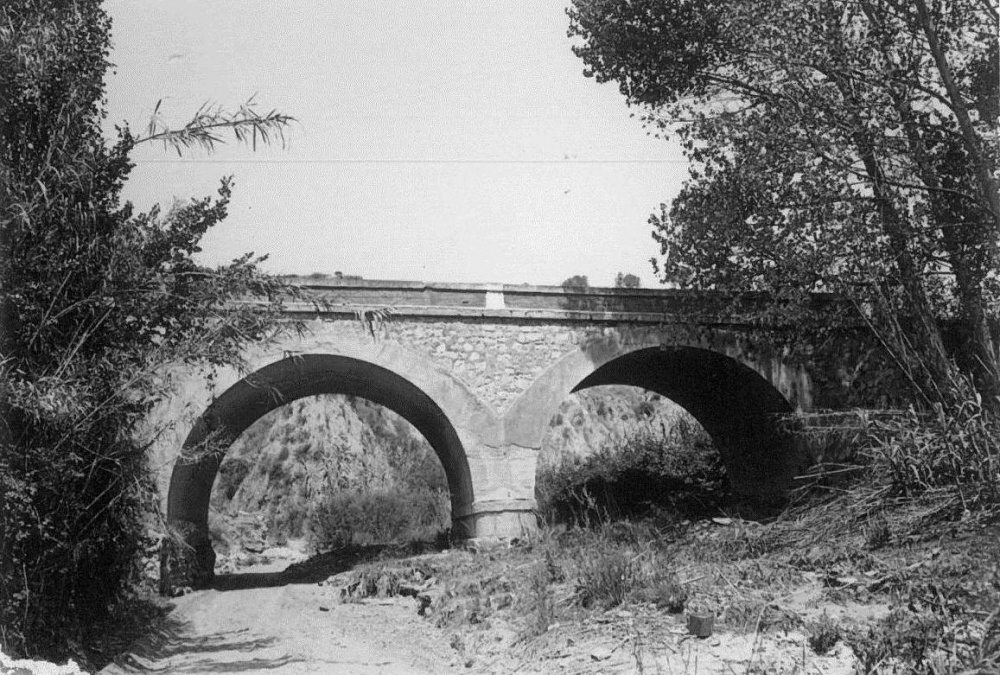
[536,418,723,526]
[862,401,999,509]
[309,486,450,550]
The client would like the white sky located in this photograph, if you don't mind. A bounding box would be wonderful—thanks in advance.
[104,1,688,287]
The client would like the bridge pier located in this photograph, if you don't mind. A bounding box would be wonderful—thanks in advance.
[453,498,538,541]
[459,441,539,539]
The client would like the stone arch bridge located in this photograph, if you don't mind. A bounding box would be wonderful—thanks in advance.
[155,279,868,587]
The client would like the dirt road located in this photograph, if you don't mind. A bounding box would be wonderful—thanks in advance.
[100,549,461,675]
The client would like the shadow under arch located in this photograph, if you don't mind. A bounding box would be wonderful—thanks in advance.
[509,345,803,500]
[573,346,800,497]
[164,353,474,587]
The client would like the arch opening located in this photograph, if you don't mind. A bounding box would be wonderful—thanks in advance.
[572,347,800,500]
[210,393,451,561]
[534,384,724,527]
[164,354,474,586]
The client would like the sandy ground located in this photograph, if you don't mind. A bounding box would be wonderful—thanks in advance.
[99,547,462,675]
[95,542,864,675]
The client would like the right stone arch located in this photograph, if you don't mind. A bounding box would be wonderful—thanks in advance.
[507,344,805,499]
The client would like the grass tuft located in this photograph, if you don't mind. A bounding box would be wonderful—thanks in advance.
[575,548,637,609]
[807,613,841,655]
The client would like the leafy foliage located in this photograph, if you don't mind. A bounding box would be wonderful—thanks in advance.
[560,275,590,291]
[568,0,1000,409]
[0,0,294,660]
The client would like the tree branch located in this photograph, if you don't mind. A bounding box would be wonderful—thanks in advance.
[135,97,296,156]
[913,0,1000,225]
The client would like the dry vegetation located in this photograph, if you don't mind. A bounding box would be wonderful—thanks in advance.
[40,386,996,673]
[318,487,997,673]
[205,389,999,674]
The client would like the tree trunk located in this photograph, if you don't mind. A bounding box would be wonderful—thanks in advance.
[895,99,1000,409]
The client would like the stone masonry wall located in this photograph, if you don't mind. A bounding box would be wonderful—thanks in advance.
[288,314,821,415]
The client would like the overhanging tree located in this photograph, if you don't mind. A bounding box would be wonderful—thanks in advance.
[568,0,998,408]
[1,0,295,659]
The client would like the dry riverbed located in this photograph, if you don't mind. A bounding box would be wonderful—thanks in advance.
[98,541,860,675]
[88,501,998,674]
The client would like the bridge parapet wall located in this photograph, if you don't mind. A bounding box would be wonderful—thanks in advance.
[283,277,842,321]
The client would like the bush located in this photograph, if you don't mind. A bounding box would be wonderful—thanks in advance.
[537,419,723,526]
[864,511,892,550]
[848,605,999,673]
[215,458,252,502]
[527,566,555,636]
[632,568,687,613]
[309,487,450,550]
[0,2,291,660]
[866,399,1000,499]
[862,401,1000,508]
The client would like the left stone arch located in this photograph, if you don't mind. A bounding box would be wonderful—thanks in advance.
[167,353,476,528]
[160,335,502,589]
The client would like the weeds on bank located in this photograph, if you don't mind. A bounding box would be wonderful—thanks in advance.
[848,608,1000,674]
[571,530,689,613]
[308,486,450,550]
[575,547,636,609]
[326,507,998,673]
[536,420,723,527]
[807,613,842,655]
[541,397,998,670]
[299,390,999,673]
[861,401,1000,508]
